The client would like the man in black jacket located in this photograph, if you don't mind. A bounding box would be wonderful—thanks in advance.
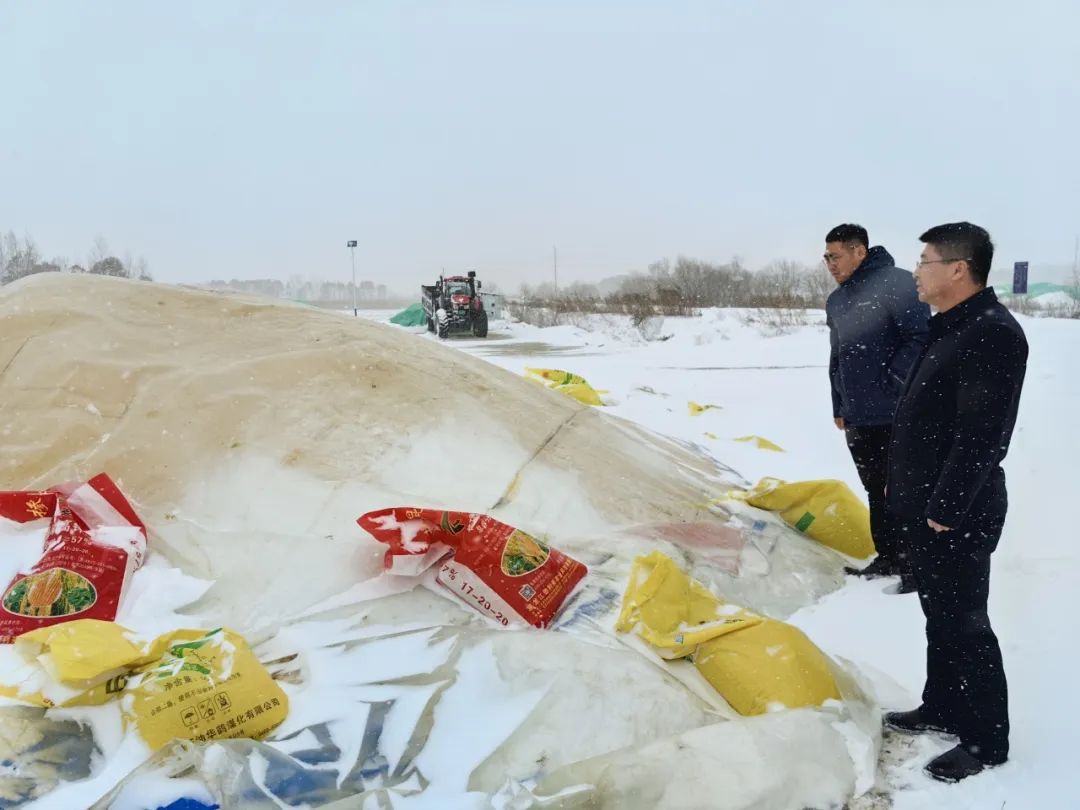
[825,224,929,590]
[884,222,1027,782]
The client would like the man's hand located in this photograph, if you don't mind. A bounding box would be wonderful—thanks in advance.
[927,518,951,533]
[834,417,845,430]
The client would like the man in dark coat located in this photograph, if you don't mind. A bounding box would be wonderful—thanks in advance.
[884,222,1027,782]
[825,224,929,590]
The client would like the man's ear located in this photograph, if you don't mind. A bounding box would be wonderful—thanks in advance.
[854,244,868,262]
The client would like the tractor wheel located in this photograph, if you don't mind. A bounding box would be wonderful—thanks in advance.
[472,310,489,338]
[438,320,450,339]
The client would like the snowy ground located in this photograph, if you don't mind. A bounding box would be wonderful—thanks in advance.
[374,306,1079,810]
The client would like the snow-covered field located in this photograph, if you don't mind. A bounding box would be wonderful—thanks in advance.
[375,306,1079,810]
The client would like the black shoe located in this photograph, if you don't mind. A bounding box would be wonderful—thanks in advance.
[844,557,900,579]
[884,708,955,736]
[925,744,1006,783]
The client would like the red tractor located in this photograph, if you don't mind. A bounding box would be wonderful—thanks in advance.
[421,271,489,339]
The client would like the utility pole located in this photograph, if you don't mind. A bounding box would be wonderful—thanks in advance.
[346,240,358,316]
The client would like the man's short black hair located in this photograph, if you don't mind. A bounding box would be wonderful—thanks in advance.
[919,222,994,287]
[825,224,869,249]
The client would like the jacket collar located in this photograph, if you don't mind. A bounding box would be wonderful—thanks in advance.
[929,287,998,337]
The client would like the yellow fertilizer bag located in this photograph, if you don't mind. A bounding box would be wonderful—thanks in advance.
[555,382,604,406]
[0,619,157,708]
[0,620,287,748]
[734,435,785,452]
[688,401,721,416]
[127,627,287,749]
[616,551,840,716]
[525,368,588,387]
[525,368,605,406]
[727,477,874,560]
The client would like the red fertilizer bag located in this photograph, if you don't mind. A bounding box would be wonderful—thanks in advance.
[357,508,587,629]
[0,474,147,643]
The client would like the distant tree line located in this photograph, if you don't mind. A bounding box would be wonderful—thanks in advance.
[0,231,151,286]
[506,255,834,334]
[206,277,389,302]
[517,256,832,315]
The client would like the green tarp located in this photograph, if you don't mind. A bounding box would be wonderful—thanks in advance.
[994,282,1080,300]
[390,302,427,326]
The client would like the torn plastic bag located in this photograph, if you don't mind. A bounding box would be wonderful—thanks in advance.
[0,706,97,808]
[87,734,431,810]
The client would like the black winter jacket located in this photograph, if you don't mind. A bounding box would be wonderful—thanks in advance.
[886,287,1028,529]
[826,247,930,426]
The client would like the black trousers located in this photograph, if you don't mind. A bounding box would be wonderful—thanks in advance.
[898,515,1009,760]
[844,424,904,566]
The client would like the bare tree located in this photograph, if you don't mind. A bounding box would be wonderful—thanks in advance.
[670,256,756,308]
[90,256,128,277]
[29,260,61,276]
[0,232,152,285]
[802,264,834,308]
[558,281,599,300]
[22,235,40,277]
[647,258,672,282]
[0,231,11,274]
[529,281,558,300]
[617,272,658,297]
[99,243,149,280]
[750,260,803,307]
[133,256,152,281]
[671,257,711,307]
[1067,263,1080,319]
[0,232,41,284]
[88,235,110,269]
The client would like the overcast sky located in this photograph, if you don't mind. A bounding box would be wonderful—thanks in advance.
[2,1,1077,291]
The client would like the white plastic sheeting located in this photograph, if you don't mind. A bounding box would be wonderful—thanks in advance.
[0,275,880,809]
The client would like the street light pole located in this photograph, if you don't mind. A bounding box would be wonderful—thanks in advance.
[346,239,358,316]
